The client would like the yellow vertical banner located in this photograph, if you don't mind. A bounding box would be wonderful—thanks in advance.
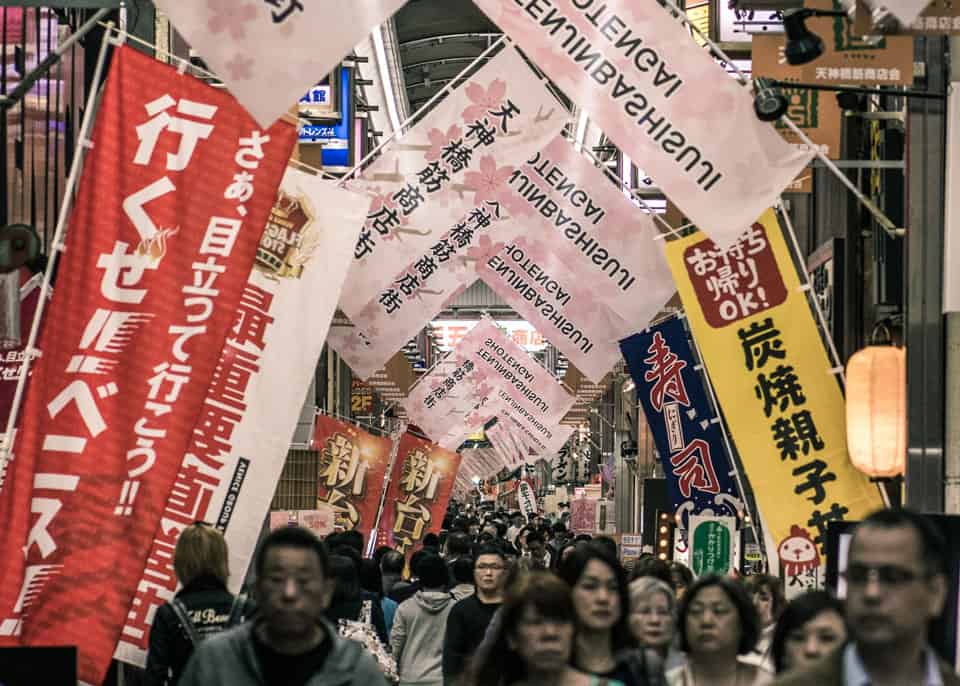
[665,209,883,561]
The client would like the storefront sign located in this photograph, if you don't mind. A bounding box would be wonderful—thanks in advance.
[471,0,812,249]
[665,208,884,561]
[0,46,295,685]
[690,515,736,576]
[620,316,741,527]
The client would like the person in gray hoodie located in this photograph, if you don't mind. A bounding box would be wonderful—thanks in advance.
[390,552,455,686]
[178,526,388,686]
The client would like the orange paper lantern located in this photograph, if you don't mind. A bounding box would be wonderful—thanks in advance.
[845,346,906,478]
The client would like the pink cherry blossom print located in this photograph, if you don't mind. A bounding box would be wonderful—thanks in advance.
[425,124,463,162]
[207,0,258,40]
[461,79,507,122]
[225,54,254,81]
[463,156,515,207]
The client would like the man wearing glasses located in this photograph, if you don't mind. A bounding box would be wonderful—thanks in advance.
[775,508,960,686]
[442,544,507,685]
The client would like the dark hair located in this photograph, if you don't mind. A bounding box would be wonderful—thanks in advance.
[474,543,507,565]
[381,550,405,576]
[373,545,394,567]
[770,590,845,673]
[422,532,441,550]
[331,543,362,570]
[573,533,593,543]
[358,558,383,597]
[525,530,545,546]
[494,520,508,538]
[418,553,449,589]
[553,541,578,570]
[478,531,495,544]
[328,554,360,605]
[855,508,948,577]
[447,531,473,556]
[464,573,576,686]
[255,525,329,579]
[409,549,429,578]
[744,573,786,622]
[592,536,618,560]
[629,556,674,588]
[677,574,760,655]
[670,561,694,589]
[453,557,475,585]
[558,542,636,653]
[552,521,567,534]
[338,529,365,555]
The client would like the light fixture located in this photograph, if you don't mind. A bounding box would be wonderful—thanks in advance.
[846,346,906,478]
[752,78,788,122]
[782,7,849,65]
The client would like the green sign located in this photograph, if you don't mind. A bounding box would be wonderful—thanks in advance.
[691,520,732,576]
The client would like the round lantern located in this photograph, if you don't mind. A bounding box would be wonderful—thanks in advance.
[845,346,906,478]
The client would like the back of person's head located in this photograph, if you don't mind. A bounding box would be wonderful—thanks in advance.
[552,521,567,535]
[418,553,449,590]
[373,545,394,567]
[174,522,229,587]
[629,555,675,587]
[494,520,508,538]
[855,507,948,577]
[381,550,405,577]
[573,533,592,543]
[331,543,362,570]
[525,530,545,546]
[558,542,634,651]
[410,549,429,579]
[447,531,472,556]
[452,557,475,585]
[338,529,365,555]
[422,532,441,551]
[771,590,845,673]
[592,535,618,559]
[329,554,360,604]
[677,574,760,655]
[358,558,383,596]
[464,572,576,686]
[255,525,328,579]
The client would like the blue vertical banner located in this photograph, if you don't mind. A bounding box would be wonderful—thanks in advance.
[620,316,741,525]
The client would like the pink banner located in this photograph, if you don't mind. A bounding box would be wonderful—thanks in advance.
[154,0,407,127]
[460,447,505,481]
[471,0,813,249]
[486,421,525,469]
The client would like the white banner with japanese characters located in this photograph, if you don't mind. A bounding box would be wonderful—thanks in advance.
[115,168,369,667]
[153,0,408,127]
[471,0,813,249]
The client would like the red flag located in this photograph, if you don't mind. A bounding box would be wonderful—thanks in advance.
[312,415,394,545]
[376,432,462,556]
[0,45,296,685]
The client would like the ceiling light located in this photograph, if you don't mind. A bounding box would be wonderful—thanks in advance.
[782,8,848,65]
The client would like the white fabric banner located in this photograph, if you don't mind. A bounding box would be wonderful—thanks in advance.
[115,169,369,665]
[153,0,407,127]
[471,0,813,249]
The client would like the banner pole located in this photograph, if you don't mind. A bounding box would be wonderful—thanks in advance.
[655,0,902,239]
[0,22,116,488]
[366,423,408,557]
[337,36,508,187]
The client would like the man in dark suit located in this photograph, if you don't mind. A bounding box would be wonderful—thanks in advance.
[774,508,960,686]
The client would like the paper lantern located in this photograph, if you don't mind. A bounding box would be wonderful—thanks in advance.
[845,346,906,478]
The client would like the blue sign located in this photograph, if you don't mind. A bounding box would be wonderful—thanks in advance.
[620,316,741,526]
[299,67,352,168]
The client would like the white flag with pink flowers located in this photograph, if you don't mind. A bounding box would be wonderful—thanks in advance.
[471,0,813,249]
[153,0,408,127]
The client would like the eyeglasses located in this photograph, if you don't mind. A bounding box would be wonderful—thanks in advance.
[842,563,926,588]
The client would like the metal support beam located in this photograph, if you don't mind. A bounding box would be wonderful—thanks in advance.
[905,36,948,512]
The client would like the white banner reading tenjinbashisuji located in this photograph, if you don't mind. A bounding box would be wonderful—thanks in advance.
[471,0,813,249]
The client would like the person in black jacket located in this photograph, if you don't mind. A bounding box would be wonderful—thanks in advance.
[144,522,245,686]
[324,554,389,644]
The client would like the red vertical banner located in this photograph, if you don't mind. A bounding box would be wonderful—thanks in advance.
[0,45,295,685]
[312,414,394,544]
[376,432,462,555]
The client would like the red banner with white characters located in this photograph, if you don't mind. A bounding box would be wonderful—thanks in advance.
[0,45,295,685]
[375,432,462,555]
[312,414,395,544]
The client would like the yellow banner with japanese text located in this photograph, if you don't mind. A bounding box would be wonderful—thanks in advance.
[665,209,883,563]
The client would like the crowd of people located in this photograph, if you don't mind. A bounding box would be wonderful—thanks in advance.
[143,505,960,686]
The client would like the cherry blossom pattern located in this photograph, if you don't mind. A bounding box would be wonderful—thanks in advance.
[225,54,254,81]
[425,124,464,162]
[463,156,515,208]
[207,0,258,40]
[461,79,507,122]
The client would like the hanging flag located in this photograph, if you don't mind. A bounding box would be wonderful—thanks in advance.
[620,316,741,526]
[337,46,565,375]
[312,414,396,541]
[486,420,525,469]
[114,168,368,667]
[0,46,296,685]
[470,0,813,249]
[375,432,462,555]
[152,0,408,127]
[665,209,883,560]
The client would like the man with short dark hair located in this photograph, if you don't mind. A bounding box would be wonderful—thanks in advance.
[442,544,506,684]
[178,526,388,686]
[390,553,454,685]
[519,530,550,570]
[774,508,959,686]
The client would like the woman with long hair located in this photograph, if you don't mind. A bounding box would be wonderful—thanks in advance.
[770,590,846,674]
[464,572,617,686]
[558,543,665,686]
[668,575,772,686]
